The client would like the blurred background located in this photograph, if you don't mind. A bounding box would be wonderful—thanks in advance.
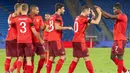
[0,0,130,49]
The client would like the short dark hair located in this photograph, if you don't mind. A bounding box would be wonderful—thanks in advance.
[81,5,90,12]
[55,3,64,12]
[14,3,21,11]
[114,3,122,10]
[30,5,38,10]
[21,3,28,11]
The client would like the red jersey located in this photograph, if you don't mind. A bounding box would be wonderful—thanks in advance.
[48,14,63,41]
[31,15,44,42]
[43,20,49,40]
[73,15,89,42]
[6,13,17,41]
[113,13,127,40]
[11,15,34,43]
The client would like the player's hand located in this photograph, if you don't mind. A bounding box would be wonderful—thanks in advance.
[95,7,102,15]
[91,9,96,19]
[67,27,73,30]
[40,40,45,45]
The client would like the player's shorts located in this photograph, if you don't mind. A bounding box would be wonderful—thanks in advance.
[48,41,65,57]
[17,43,34,57]
[72,42,89,58]
[33,43,45,55]
[6,39,18,57]
[111,40,126,56]
[44,40,49,50]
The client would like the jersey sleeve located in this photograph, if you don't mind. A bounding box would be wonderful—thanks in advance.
[40,16,44,27]
[10,17,16,25]
[117,14,124,21]
[55,15,61,25]
[28,18,35,28]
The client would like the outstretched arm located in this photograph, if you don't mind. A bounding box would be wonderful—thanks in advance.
[102,10,118,19]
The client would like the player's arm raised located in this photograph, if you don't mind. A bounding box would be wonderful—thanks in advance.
[94,5,118,19]
[55,21,73,30]
[101,10,117,19]
[89,7,102,24]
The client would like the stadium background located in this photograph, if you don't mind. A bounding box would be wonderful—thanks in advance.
[0,0,130,48]
[0,0,130,73]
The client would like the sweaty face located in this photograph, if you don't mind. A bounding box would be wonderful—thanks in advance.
[33,7,39,15]
[113,7,119,15]
[16,7,21,15]
[84,8,91,16]
[45,14,50,20]
[60,7,65,15]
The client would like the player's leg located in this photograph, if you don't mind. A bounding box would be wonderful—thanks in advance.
[83,57,94,73]
[36,54,46,73]
[46,41,56,73]
[68,57,79,73]
[17,57,23,73]
[10,58,18,72]
[25,57,32,73]
[9,39,18,73]
[116,40,128,73]
[46,56,54,73]
[24,43,34,73]
[54,41,66,73]
[5,40,17,73]
[111,41,128,73]
[55,55,66,73]
[35,43,46,73]
[4,57,12,73]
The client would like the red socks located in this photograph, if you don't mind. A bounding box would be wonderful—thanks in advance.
[31,60,34,73]
[46,60,52,73]
[55,59,64,73]
[17,61,23,73]
[118,60,123,73]
[113,58,127,72]
[85,60,94,73]
[10,59,18,72]
[68,61,77,73]
[25,65,32,73]
[36,58,45,73]
[4,58,11,72]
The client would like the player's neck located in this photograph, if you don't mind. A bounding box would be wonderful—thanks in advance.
[80,13,86,17]
[29,12,35,17]
[55,11,61,15]
[21,12,27,15]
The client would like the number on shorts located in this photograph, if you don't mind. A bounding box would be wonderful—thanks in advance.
[74,22,78,32]
[115,46,118,52]
[20,22,27,33]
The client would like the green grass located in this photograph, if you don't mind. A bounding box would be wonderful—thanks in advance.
[0,48,130,73]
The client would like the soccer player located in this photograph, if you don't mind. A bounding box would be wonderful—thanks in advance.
[68,5,102,73]
[4,3,21,73]
[46,3,73,73]
[10,3,44,73]
[29,5,46,73]
[42,13,51,64]
[96,3,129,73]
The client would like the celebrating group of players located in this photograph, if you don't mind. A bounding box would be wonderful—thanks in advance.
[4,2,129,73]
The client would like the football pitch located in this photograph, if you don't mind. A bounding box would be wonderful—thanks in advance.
[0,48,130,73]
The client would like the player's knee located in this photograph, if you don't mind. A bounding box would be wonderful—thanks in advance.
[40,54,46,60]
[60,55,66,60]
[110,56,114,60]
[117,55,123,60]
[6,57,12,59]
[73,57,79,62]
[83,57,90,61]
[49,56,54,61]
